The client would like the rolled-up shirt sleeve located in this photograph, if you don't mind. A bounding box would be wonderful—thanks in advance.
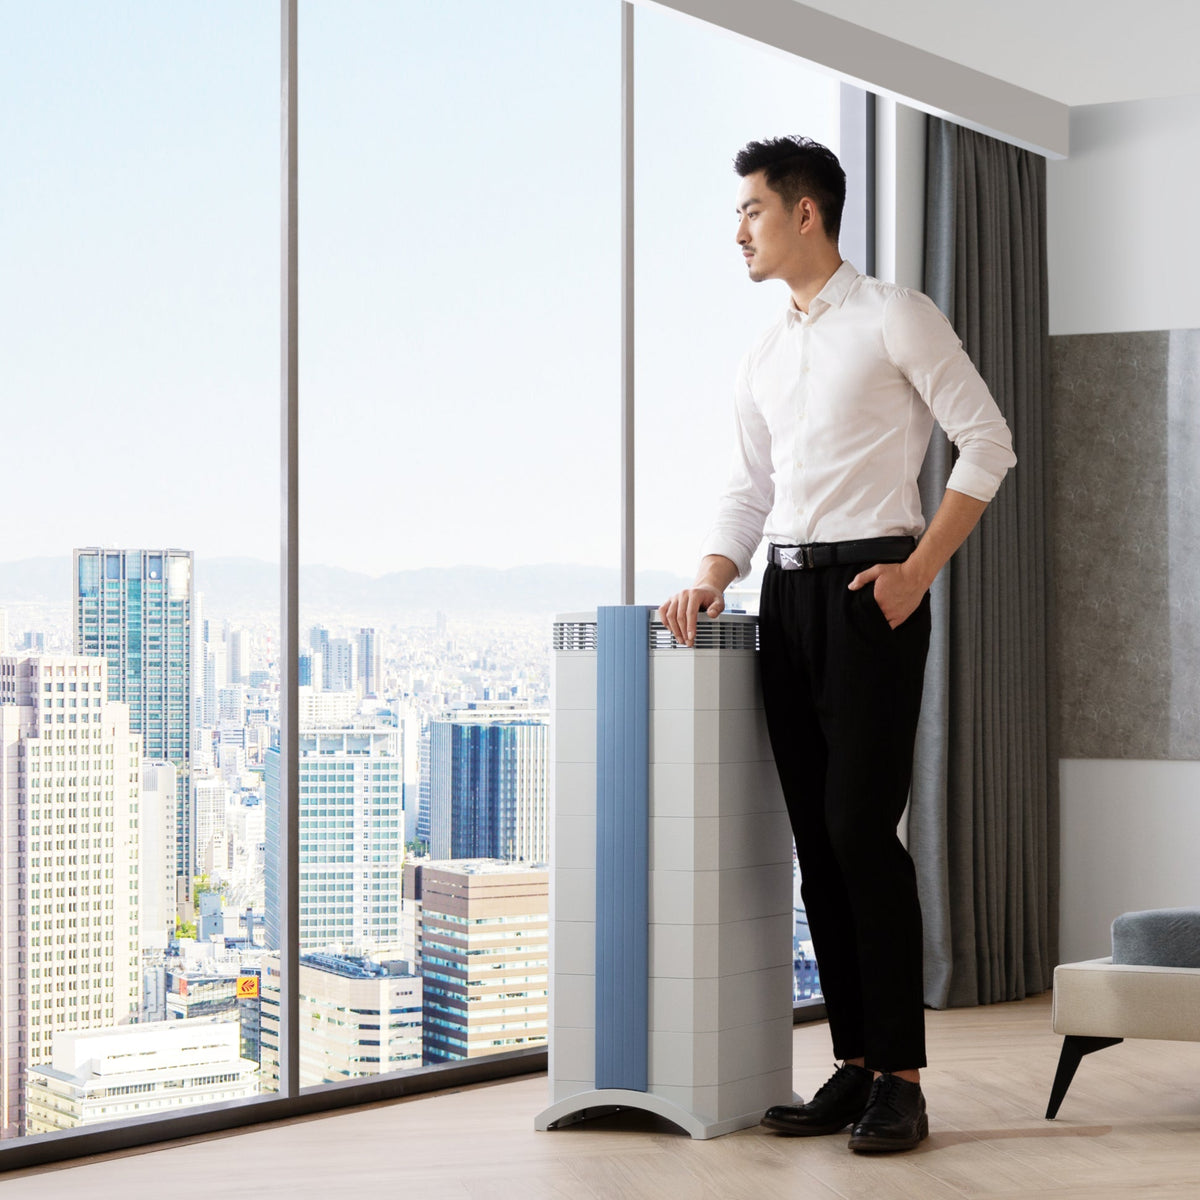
[882,288,1016,502]
[698,354,774,581]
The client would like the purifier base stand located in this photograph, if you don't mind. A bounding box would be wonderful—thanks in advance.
[535,1087,802,1141]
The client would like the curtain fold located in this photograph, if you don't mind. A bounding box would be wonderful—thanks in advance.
[910,117,1059,1009]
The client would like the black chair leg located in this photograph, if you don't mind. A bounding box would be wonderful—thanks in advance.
[1045,1035,1123,1119]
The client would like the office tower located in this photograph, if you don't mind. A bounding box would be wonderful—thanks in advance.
[0,654,141,1138]
[326,637,355,693]
[298,652,313,687]
[204,641,228,728]
[417,860,548,1065]
[258,953,422,1090]
[298,687,356,728]
[398,705,422,844]
[427,702,549,863]
[190,593,206,755]
[73,548,194,880]
[308,626,329,690]
[399,861,424,970]
[217,743,247,788]
[264,726,403,952]
[358,627,382,698]
[217,686,245,727]
[228,628,248,685]
[193,776,229,870]
[140,762,179,951]
[416,723,431,849]
[25,1019,258,1133]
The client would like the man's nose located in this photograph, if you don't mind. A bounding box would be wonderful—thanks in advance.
[736,221,749,245]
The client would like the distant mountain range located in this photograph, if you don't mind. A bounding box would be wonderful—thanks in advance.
[0,556,695,619]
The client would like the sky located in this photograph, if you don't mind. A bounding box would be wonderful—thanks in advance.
[1,0,838,579]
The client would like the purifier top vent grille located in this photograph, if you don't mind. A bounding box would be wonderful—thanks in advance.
[554,615,760,652]
[649,620,759,651]
[553,622,599,651]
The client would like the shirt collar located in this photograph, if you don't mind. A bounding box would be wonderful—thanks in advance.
[786,260,859,324]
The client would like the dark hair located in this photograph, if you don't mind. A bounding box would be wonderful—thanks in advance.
[733,136,845,242]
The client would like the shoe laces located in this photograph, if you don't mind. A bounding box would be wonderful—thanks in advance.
[812,1062,863,1103]
[865,1072,908,1116]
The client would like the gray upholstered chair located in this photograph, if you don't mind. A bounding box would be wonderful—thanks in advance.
[1046,908,1200,1118]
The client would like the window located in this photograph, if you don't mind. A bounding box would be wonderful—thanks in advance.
[1,0,859,1168]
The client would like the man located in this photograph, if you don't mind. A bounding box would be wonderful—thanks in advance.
[658,136,1015,1154]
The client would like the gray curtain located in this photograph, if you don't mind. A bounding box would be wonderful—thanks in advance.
[910,117,1059,1009]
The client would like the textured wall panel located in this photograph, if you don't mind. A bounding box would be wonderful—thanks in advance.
[1051,329,1200,758]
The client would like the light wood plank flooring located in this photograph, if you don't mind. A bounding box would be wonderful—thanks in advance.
[5,993,1200,1199]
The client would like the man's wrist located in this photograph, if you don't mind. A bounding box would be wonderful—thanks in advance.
[902,553,939,593]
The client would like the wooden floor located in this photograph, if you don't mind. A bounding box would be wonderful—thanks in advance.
[5,993,1200,1199]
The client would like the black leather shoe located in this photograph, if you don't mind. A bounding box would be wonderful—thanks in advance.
[761,1063,874,1136]
[847,1073,929,1153]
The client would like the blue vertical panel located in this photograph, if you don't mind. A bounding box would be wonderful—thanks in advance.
[594,605,650,1092]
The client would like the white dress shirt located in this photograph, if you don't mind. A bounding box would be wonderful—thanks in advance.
[700,261,1016,580]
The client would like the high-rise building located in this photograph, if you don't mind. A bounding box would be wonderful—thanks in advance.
[297,687,356,728]
[193,776,229,870]
[0,654,142,1138]
[204,641,228,728]
[308,626,329,690]
[228,628,249,685]
[140,761,179,951]
[73,548,193,879]
[258,953,421,1090]
[190,592,206,756]
[427,703,549,863]
[326,637,355,693]
[25,1018,259,1134]
[358,627,382,698]
[264,726,403,952]
[417,721,431,850]
[217,685,245,727]
[416,860,548,1065]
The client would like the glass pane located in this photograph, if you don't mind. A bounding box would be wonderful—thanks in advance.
[281,0,619,1087]
[0,1,278,1142]
[633,8,840,1004]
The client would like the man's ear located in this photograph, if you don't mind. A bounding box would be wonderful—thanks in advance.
[795,196,820,237]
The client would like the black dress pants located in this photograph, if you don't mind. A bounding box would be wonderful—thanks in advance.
[759,559,931,1072]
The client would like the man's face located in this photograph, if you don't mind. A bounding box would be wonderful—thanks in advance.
[735,170,804,283]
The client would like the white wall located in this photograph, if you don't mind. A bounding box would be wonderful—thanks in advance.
[875,98,926,291]
[1049,95,1200,964]
[1059,761,1200,963]
[1048,95,1200,336]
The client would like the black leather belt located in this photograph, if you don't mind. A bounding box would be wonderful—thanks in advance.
[768,536,916,570]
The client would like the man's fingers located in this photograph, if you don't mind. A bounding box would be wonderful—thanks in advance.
[685,592,704,646]
[659,588,724,646]
[662,597,684,645]
[847,563,883,591]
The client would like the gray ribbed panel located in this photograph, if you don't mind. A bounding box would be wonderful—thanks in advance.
[594,605,649,1092]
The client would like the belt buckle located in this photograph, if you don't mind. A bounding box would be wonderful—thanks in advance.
[778,545,814,570]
